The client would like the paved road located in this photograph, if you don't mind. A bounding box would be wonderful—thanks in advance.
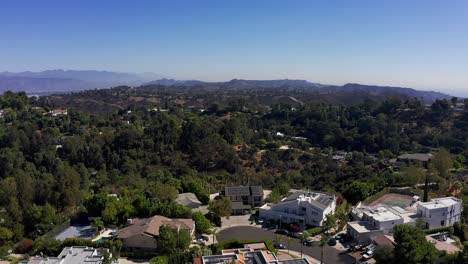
[217,226,355,264]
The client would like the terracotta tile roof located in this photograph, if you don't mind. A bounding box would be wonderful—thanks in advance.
[116,215,194,239]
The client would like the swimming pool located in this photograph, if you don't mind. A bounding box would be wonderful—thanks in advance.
[97,236,112,243]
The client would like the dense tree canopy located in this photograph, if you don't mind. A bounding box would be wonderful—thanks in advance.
[0,90,466,248]
[393,225,437,264]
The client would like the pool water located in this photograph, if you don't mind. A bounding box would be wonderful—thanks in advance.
[97,236,112,243]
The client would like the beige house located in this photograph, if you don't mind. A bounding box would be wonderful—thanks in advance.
[116,215,195,251]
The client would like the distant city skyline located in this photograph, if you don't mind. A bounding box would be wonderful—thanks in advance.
[1,0,467,96]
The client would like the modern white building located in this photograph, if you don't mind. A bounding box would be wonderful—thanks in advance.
[348,196,463,243]
[417,197,463,229]
[259,190,336,227]
[28,246,119,264]
[348,205,418,243]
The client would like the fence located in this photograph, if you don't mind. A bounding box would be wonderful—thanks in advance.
[44,219,71,238]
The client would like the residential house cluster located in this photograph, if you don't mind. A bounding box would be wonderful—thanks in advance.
[347,196,462,244]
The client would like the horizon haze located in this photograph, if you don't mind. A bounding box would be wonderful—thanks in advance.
[1,0,468,96]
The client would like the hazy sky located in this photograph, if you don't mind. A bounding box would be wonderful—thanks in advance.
[1,0,468,96]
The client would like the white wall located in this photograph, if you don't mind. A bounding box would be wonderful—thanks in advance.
[418,202,462,228]
[259,198,336,227]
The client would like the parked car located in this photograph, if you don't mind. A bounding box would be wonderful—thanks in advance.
[192,238,206,245]
[328,237,337,246]
[303,237,315,246]
[197,235,209,241]
[276,229,289,235]
[274,242,286,249]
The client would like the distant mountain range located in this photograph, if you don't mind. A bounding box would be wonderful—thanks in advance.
[143,78,327,89]
[0,70,164,94]
[143,78,451,102]
[0,70,454,102]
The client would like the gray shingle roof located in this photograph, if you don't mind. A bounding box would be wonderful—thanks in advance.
[175,192,202,207]
[225,186,263,196]
[285,190,334,210]
[397,153,433,162]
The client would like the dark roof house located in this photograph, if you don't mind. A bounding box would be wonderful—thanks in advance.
[224,186,264,215]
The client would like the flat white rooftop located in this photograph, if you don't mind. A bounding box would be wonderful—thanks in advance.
[364,206,401,222]
[348,221,380,233]
[419,197,460,209]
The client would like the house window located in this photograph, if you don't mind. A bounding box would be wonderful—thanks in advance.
[441,220,445,226]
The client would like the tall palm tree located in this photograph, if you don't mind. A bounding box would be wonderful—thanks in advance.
[299,232,309,258]
[318,214,337,264]
[210,228,219,246]
[318,235,329,264]
[92,217,105,234]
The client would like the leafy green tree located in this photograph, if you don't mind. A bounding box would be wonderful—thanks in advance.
[32,236,62,256]
[374,245,395,264]
[393,225,437,264]
[24,203,58,238]
[269,188,282,203]
[92,217,105,233]
[343,181,374,204]
[150,256,168,264]
[193,212,211,234]
[430,149,453,179]
[158,225,191,254]
[147,182,178,202]
[209,197,232,218]
[182,177,209,204]
[176,229,191,251]
[102,250,111,264]
[0,227,14,243]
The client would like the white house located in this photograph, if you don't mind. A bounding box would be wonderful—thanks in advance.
[417,197,462,229]
[348,205,418,243]
[28,246,119,264]
[259,190,336,227]
[348,196,463,243]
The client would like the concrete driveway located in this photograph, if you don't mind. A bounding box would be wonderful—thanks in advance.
[221,214,260,229]
[217,226,354,264]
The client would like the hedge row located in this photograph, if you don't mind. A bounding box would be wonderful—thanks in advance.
[306,227,322,236]
[423,226,453,235]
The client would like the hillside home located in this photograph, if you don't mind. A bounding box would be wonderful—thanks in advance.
[348,205,418,243]
[116,215,194,251]
[417,197,463,229]
[199,247,310,264]
[225,186,264,215]
[259,190,336,228]
[396,153,433,167]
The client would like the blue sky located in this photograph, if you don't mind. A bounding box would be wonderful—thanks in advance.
[1,0,468,95]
